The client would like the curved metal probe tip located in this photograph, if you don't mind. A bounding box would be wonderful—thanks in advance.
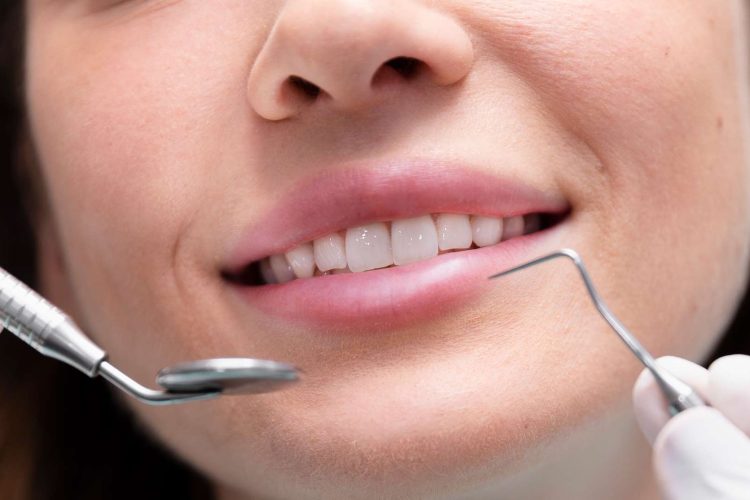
[98,361,220,406]
[488,248,705,416]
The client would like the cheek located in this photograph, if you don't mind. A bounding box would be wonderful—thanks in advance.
[27,10,234,253]
[24,6,267,364]
[496,1,750,353]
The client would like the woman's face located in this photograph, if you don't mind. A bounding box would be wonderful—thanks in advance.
[25,0,750,498]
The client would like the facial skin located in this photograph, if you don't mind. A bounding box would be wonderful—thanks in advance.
[24,0,750,498]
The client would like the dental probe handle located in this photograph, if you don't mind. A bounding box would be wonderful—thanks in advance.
[653,365,707,416]
[0,267,107,377]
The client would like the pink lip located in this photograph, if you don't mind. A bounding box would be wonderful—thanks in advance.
[223,159,570,330]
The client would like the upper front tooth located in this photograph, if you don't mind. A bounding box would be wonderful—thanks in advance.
[285,242,315,278]
[345,222,393,272]
[391,215,438,265]
[471,215,503,247]
[313,233,347,272]
[435,213,472,251]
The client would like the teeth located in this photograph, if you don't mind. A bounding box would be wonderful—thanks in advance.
[435,213,472,251]
[256,212,547,284]
[269,254,296,283]
[391,215,439,266]
[313,233,347,272]
[470,215,503,247]
[501,215,524,241]
[345,222,393,272]
[259,258,278,284]
[285,242,315,279]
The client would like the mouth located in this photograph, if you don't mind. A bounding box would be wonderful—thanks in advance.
[221,159,570,330]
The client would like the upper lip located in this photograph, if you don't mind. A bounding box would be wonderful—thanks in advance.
[222,158,569,274]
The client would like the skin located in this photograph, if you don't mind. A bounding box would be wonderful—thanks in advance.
[24,0,750,498]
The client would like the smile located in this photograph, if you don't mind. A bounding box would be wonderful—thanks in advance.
[229,212,552,285]
[221,159,571,330]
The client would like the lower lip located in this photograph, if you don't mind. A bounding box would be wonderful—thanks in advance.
[227,223,564,332]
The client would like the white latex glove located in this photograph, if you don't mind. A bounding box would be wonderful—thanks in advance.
[632,355,750,500]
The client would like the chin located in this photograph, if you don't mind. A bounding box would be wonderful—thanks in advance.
[153,324,635,499]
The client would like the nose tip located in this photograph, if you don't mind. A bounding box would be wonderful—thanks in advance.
[247,1,474,121]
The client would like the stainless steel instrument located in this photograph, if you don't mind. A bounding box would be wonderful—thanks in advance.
[0,267,299,405]
[489,248,705,415]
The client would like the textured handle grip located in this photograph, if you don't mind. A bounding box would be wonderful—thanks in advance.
[0,267,66,348]
[0,267,106,376]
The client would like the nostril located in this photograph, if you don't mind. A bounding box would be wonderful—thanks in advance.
[384,56,422,79]
[287,75,322,99]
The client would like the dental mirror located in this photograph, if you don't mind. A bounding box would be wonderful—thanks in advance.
[155,358,300,394]
[0,266,301,406]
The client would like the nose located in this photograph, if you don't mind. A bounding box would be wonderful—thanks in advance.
[247,0,474,121]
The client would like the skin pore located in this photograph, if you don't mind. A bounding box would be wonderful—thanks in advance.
[24,1,750,499]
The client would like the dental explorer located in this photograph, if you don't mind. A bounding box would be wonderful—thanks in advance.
[0,267,299,405]
[488,248,706,416]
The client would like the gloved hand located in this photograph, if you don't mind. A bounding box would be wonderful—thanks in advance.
[632,355,750,500]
